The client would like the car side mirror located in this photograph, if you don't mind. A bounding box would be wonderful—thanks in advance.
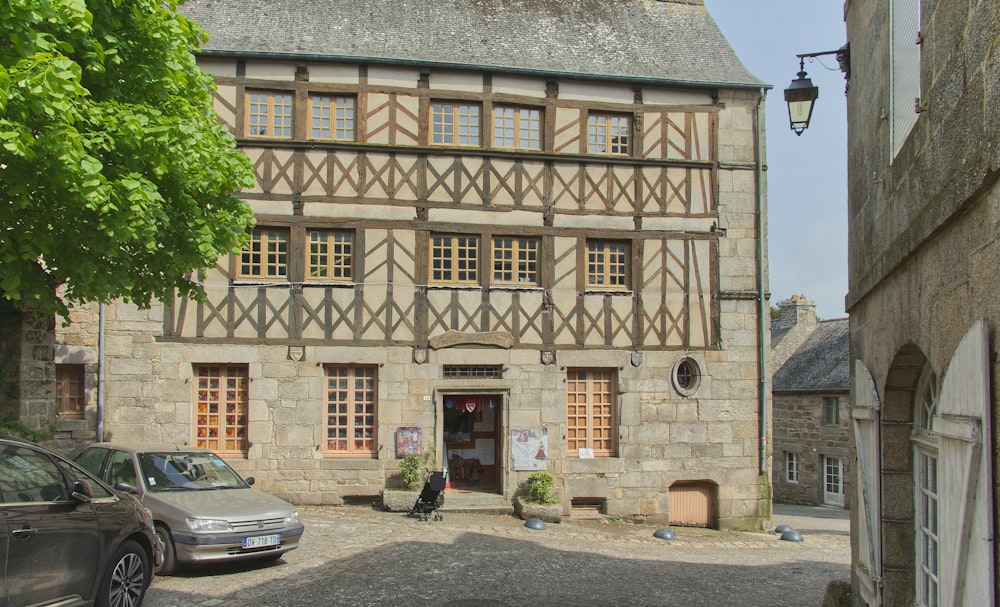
[245,476,255,486]
[114,481,138,494]
[71,479,93,503]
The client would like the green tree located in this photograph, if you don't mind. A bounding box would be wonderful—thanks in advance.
[0,0,255,319]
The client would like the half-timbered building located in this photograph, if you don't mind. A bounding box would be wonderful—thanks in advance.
[52,0,771,528]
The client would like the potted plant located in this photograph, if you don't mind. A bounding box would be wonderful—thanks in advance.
[515,471,562,523]
[398,454,423,489]
[382,453,425,512]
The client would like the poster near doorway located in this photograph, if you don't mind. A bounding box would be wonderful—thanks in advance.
[443,394,501,491]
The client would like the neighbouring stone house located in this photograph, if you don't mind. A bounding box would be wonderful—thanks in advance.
[844,0,998,605]
[37,0,774,529]
[769,296,850,507]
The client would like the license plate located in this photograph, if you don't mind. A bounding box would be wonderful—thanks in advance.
[242,534,280,549]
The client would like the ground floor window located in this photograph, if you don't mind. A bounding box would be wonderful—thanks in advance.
[566,368,617,457]
[193,365,249,454]
[784,451,799,483]
[915,448,939,607]
[55,364,86,418]
[324,366,377,456]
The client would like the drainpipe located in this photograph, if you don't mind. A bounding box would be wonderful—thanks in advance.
[97,303,105,442]
[754,88,768,475]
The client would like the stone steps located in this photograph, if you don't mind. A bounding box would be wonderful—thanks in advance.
[439,489,513,515]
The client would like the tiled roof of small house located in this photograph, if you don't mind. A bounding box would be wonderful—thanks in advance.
[178,0,765,88]
[772,318,849,393]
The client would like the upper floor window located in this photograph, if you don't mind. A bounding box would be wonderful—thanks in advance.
[822,396,840,426]
[246,91,293,138]
[566,368,617,457]
[890,0,921,158]
[239,227,289,280]
[587,113,630,156]
[310,95,356,141]
[493,106,541,150]
[586,240,629,290]
[307,230,354,281]
[431,102,481,147]
[430,234,479,285]
[492,236,539,286]
[55,364,85,418]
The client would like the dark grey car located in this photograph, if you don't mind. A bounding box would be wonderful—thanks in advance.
[73,443,303,576]
[0,437,157,607]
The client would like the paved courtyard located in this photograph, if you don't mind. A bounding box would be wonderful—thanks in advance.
[143,504,850,607]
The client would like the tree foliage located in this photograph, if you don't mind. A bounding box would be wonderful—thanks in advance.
[0,0,255,318]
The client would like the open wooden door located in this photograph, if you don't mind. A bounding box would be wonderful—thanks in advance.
[934,320,995,606]
[852,360,882,606]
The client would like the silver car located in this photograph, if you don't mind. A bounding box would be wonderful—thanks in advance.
[73,443,303,576]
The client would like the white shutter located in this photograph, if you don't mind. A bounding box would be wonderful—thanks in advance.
[890,0,921,158]
[852,360,882,606]
[934,320,995,606]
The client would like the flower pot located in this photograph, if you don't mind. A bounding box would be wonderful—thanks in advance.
[515,496,562,523]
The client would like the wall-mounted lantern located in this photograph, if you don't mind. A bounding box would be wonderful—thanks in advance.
[784,45,850,135]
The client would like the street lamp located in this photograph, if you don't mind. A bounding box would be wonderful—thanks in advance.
[784,59,818,136]
[783,46,851,135]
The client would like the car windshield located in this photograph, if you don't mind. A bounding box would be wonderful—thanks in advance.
[138,452,247,492]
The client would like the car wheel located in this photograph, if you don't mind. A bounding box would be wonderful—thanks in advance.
[155,524,178,576]
[96,539,149,607]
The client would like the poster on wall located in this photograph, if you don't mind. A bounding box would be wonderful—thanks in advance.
[395,427,422,457]
[511,427,548,470]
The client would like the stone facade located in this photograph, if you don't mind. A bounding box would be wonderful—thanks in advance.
[770,297,851,507]
[844,0,1000,605]
[41,0,772,531]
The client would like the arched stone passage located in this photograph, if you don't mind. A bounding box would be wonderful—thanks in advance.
[879,344,928,607]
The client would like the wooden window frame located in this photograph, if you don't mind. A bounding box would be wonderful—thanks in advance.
[822,396,840,426]
[245,90,293,138]
[587,112,630,156]
[324,365,378,457]
[915,448,939,606]
[307,229,354,282]
[55,364,86,418]
[239,227,289,280]
[565,368,617,457]
[493,105,542,150]
[430,234,480,285]
[309,94,356,141]
[586,240,629,290]
[492,236,539,286]
[431,101,481,147]
[785,452,799,483]
[193,365,249,455]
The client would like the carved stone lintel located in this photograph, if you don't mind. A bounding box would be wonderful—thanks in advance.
[428,331,514,350]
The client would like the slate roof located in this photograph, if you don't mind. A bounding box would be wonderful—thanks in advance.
[178,0,765,88]
[772,318,849,393]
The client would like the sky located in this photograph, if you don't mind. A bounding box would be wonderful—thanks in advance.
[703,1,849,320]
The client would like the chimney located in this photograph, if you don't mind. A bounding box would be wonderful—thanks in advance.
[777,294,817,330]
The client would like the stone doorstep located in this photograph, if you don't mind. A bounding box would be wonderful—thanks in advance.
[440,490,514,515]
[382,488,514,515]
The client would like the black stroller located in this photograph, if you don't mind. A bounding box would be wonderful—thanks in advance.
[408,471,446,521]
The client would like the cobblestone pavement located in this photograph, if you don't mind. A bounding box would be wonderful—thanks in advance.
[142,504,850,607]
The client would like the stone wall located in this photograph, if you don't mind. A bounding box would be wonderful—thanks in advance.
[845,0,1000,604]
[771,392,851,506]
[58,295,769,529]
[0,301,56,432]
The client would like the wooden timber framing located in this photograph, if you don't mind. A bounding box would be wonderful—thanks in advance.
[165,61,723,352]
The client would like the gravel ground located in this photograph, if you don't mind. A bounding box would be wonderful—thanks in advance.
[142,504,850,607]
